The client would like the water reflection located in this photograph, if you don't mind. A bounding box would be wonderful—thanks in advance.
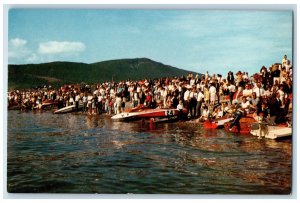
[7,111,292,194]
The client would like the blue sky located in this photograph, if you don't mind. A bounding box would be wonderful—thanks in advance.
[8,9,293,76]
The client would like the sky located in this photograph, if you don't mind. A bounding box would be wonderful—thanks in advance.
[8,9,293,76]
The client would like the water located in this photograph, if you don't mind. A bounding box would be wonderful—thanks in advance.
[7,111,292,194]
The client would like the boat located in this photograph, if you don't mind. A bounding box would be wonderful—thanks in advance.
[203,117,233,129]
[224,116,256,134]
[111,105,188,121]
[34,100,59,109]
[54,103,83,114]
[41,100,58,107]
[250,125,292,139]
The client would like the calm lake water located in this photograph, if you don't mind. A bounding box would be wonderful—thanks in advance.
[7,110,292,194]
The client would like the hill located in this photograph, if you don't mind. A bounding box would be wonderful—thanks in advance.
[8,58,200,90]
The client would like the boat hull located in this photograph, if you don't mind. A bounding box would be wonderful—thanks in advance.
[54,103,83,114]
[203,117,233,129]
[250,126,292,139]
[111,108,186,121]
[224,117,256,134]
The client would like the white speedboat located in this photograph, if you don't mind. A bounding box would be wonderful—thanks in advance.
[54,103,83,114]
[111,105,187,121]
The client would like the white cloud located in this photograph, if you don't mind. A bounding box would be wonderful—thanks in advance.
[8,38,30,60]
[38,41,86,55]
[8,39,86,64]
[10,38,27,48]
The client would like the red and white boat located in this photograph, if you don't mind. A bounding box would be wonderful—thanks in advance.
[111,105,188,121]
[203,117,233,129]
[224,116,256,134]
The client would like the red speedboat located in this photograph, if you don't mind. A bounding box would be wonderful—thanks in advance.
[111,105,188,121]
[203,117,233,129]
[224,116,256,134]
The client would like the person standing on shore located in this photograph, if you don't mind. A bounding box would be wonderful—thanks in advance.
[183,86,190,109]
[227,71,235,85]
[282,54,289,68]
[87,92,93,115]
[228,82,236,105]
[177,100,184,121]
[204,85,210,105]
[75,92,80,112]
[189,87,197,118]
[209,83,217,106]
[82,93,87,112]
[196,88,204,118]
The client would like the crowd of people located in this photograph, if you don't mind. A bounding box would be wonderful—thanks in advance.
[8,54,293,125]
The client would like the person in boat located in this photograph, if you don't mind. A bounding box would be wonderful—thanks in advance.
[200,105,210,121]
[249,92,261,112]
[229,105,244,133]
[149,97,157,109]
[212,106,223,119]
[166,95,173,108]
[221,102,230,117]
[241,96,250,114]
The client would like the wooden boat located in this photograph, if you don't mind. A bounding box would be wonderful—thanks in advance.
[203,117,233,129]
[111,105,188,121]
[224,116,256,134]
[250,125,292,139]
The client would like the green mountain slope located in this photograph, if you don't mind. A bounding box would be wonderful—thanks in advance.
[8,58,199,90]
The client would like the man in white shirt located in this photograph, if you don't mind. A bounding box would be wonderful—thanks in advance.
[252,81,265,98]
[196,89,204,118]
[228,82,236,104]
[183,87,190,108]
[282,54,289,68]
[75,93,81,112]
[242,84,253,99]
